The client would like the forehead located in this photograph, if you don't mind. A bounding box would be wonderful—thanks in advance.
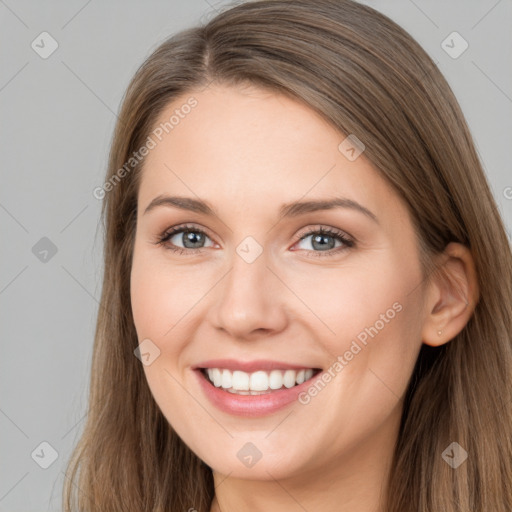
[137,84,404,226]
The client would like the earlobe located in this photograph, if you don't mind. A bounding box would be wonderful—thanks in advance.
[421,242,479,347]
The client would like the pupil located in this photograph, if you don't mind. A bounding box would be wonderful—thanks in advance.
[312,234,334,251]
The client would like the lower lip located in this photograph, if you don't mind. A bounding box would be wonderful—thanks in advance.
[194,369,320,417]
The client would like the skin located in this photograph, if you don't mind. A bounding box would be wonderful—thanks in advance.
[130,84,479,512]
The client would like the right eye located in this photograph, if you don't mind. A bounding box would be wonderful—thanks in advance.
[156,224,216,254]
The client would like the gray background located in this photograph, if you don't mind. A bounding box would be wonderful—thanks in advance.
[1,0,510,510]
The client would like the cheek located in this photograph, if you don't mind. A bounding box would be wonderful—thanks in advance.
[282,255,411,344]
[283,254,423,390]
[130,249,202,424]
[130,247,200,340]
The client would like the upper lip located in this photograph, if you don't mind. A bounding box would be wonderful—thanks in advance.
[192,359,322,373]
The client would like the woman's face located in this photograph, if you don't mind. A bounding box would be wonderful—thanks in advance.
[130,84,428,481]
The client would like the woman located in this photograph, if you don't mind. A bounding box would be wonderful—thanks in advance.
[63,1,512,510]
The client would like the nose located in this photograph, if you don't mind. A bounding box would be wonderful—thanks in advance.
[211,247,288,340]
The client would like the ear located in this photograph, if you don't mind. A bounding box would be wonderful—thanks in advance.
[421,242,480,347]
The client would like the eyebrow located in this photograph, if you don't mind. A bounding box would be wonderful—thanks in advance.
[143,195,379,224]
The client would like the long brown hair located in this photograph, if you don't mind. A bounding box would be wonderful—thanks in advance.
[63,1,512,510]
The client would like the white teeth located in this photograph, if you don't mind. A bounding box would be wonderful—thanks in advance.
[250,371,269,391]
[269,370,283,389]
[212,368,222,387]
[232,370,249,390]
[221,369,232,389]
[203,367,318,392]
[283,369,296,388]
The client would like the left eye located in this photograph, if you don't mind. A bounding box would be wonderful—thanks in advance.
[293,228,354,254]
[159,226,215,251]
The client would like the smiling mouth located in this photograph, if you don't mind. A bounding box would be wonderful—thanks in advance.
[199,367,322,395]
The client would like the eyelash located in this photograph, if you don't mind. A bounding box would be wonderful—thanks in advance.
[155,223,355,258]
